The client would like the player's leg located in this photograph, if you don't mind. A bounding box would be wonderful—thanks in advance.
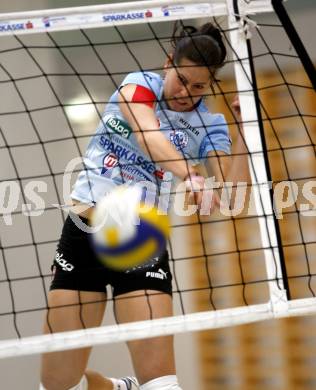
[112,250,182,389]
[40,292,139,390]
[114,290,176,384]
[40,289,109,390]
[40,213,114,390]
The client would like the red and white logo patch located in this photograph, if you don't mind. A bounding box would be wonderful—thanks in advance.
[101,153,118,174]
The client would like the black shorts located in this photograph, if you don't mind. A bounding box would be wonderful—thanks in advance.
[50,214,172,297]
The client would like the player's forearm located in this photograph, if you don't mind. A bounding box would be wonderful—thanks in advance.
[136,130,195,180]
[206,127,250,201]
[225,127,250,184]
[119,90,196,180]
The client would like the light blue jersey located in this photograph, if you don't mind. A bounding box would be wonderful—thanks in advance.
[71,72,231,205]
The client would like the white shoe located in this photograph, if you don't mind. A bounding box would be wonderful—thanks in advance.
[118,376,140,389]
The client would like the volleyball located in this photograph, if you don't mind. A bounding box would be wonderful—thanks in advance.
[90,186,170,270]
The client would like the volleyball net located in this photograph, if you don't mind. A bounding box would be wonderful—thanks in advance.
[0,0,315,358]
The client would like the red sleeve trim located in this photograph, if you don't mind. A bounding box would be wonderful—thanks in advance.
[131,85,156,108]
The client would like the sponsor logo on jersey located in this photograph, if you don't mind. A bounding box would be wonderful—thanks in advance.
[55,252,74,271]
[146,268,168,280]
[0,22,33,32]
[99,135,156,175]
[106,116,132,139]
[101,153,119,175]
[103,12,144,22]
[121,165,151,181]
[154,168,165,179]
[145,10,153,18]
[170,130,189,151]
[179,117,199,136]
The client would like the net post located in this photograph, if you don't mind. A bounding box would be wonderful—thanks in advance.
[226,0,290,305]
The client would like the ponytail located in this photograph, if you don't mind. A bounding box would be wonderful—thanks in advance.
[170,21,226,72]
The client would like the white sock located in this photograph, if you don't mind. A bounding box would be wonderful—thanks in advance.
[39,375,88,390]
[140,375,182,390]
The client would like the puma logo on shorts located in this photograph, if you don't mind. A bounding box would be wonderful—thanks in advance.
[146,268,168,280]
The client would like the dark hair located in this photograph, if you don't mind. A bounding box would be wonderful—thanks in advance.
[171,22,226,75]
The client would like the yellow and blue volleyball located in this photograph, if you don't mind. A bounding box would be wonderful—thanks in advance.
[90,186,170,270]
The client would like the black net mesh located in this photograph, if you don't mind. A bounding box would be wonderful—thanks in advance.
[0,12,315,343]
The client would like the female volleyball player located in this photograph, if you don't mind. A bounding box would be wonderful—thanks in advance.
[40,22,247,390]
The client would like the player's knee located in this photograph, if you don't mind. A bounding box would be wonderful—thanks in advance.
[40,374,88,390]
[140,375,182,390]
